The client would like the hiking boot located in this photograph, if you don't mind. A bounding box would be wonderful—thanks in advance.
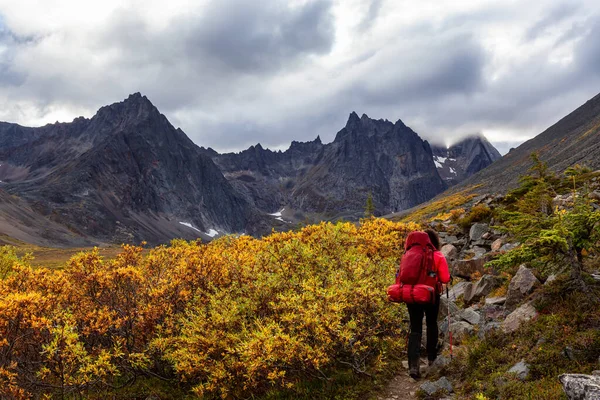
[408,358,421,379]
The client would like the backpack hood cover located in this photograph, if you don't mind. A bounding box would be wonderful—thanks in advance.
[404,231,433,251]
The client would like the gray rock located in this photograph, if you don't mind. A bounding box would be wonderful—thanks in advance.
[460,308,481,325]
[508,360,530,381]
[471,246,488,257]
[588,191,600,201]
[441,244,458,260]
[449,321,474,344]
[443,235,459,245]
[559,374,600,399]
[593,371,600,377]
[462,282,474,303]
[505,265,541,310]
[448,281,471,300]
[469,223,489,242]
[499,242,519,252]
[478,321,501,338]
[439,296,461,321]
[564,347,586,361]
[491,238,503,252]
[502,302,538,333]
[465,275,502,304]
[420,377,454,396]
[485,296,506,306]
[453,258,487,279]
[482,304,508,321]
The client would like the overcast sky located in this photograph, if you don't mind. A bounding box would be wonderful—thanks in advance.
[1,0,600,154]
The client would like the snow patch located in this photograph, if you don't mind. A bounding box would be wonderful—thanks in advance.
[180,222,220,238]
[179,222,202,233]
[205,229,219,238]
[433,156,447,169]
[269,208,285,217]
[449,167,457,175]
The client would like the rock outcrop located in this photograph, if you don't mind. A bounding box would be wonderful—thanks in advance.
[559,374,600,399]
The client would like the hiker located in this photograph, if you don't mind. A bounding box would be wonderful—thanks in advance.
[405,229,450,379]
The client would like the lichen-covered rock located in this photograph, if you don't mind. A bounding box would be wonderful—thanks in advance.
[502,302,538,333]
[505,265,541,310]
[508,360,530,381]
[559,374,600,399]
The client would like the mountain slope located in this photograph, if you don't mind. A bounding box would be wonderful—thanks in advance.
[431,135,502,186]
[450,91,600,194]
[0,94,257,245]
[208,113,497,219]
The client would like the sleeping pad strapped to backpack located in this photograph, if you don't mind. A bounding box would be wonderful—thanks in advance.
[387,231,437,304]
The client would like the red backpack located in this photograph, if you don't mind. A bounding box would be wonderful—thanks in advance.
[387,231,437,304]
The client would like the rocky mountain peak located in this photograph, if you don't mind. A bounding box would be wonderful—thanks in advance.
[431,133,501,185]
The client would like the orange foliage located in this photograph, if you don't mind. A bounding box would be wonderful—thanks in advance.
[0,219,419,398]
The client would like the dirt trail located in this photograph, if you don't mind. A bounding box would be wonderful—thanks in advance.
[370,360,428,400]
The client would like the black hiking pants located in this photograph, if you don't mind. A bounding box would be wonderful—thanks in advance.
[406,295,440,363]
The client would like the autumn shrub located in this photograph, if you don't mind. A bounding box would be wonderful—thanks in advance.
[457,204,493,230]
[0,218,419,399]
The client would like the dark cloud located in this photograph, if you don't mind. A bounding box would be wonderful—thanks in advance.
[355,34,486,104]
[0,1,600,156]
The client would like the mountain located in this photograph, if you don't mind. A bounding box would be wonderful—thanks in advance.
[0,93,257,245]
[431,135,502,186]
[207,113,498,219]
[0,94,501,246]
[449,92,600,194]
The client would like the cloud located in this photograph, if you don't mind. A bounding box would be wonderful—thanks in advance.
[0,0,599,154]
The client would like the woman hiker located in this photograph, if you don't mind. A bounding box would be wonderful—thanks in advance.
[405,229,451,379]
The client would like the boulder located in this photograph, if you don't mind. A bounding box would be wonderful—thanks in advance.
[491,238,503,252]
[441,244,458,260]
[481,304,508,322]
[464,275,502,304]
[485,296,506,306]
[559,374,600,399]
[471,246,488,257]
[449,321,474,344]
[588,191,600,201]
[460,308,481,325]
[478,321,501,338]
[420,377,454,396]
[508,360,530,381]
[505,265,541,310]
[469,223,489,242]
[439,296,461,321]
[448,281,471,300]
[443,235,460,245]
[502,302,538,333]
[453,258,487,279]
